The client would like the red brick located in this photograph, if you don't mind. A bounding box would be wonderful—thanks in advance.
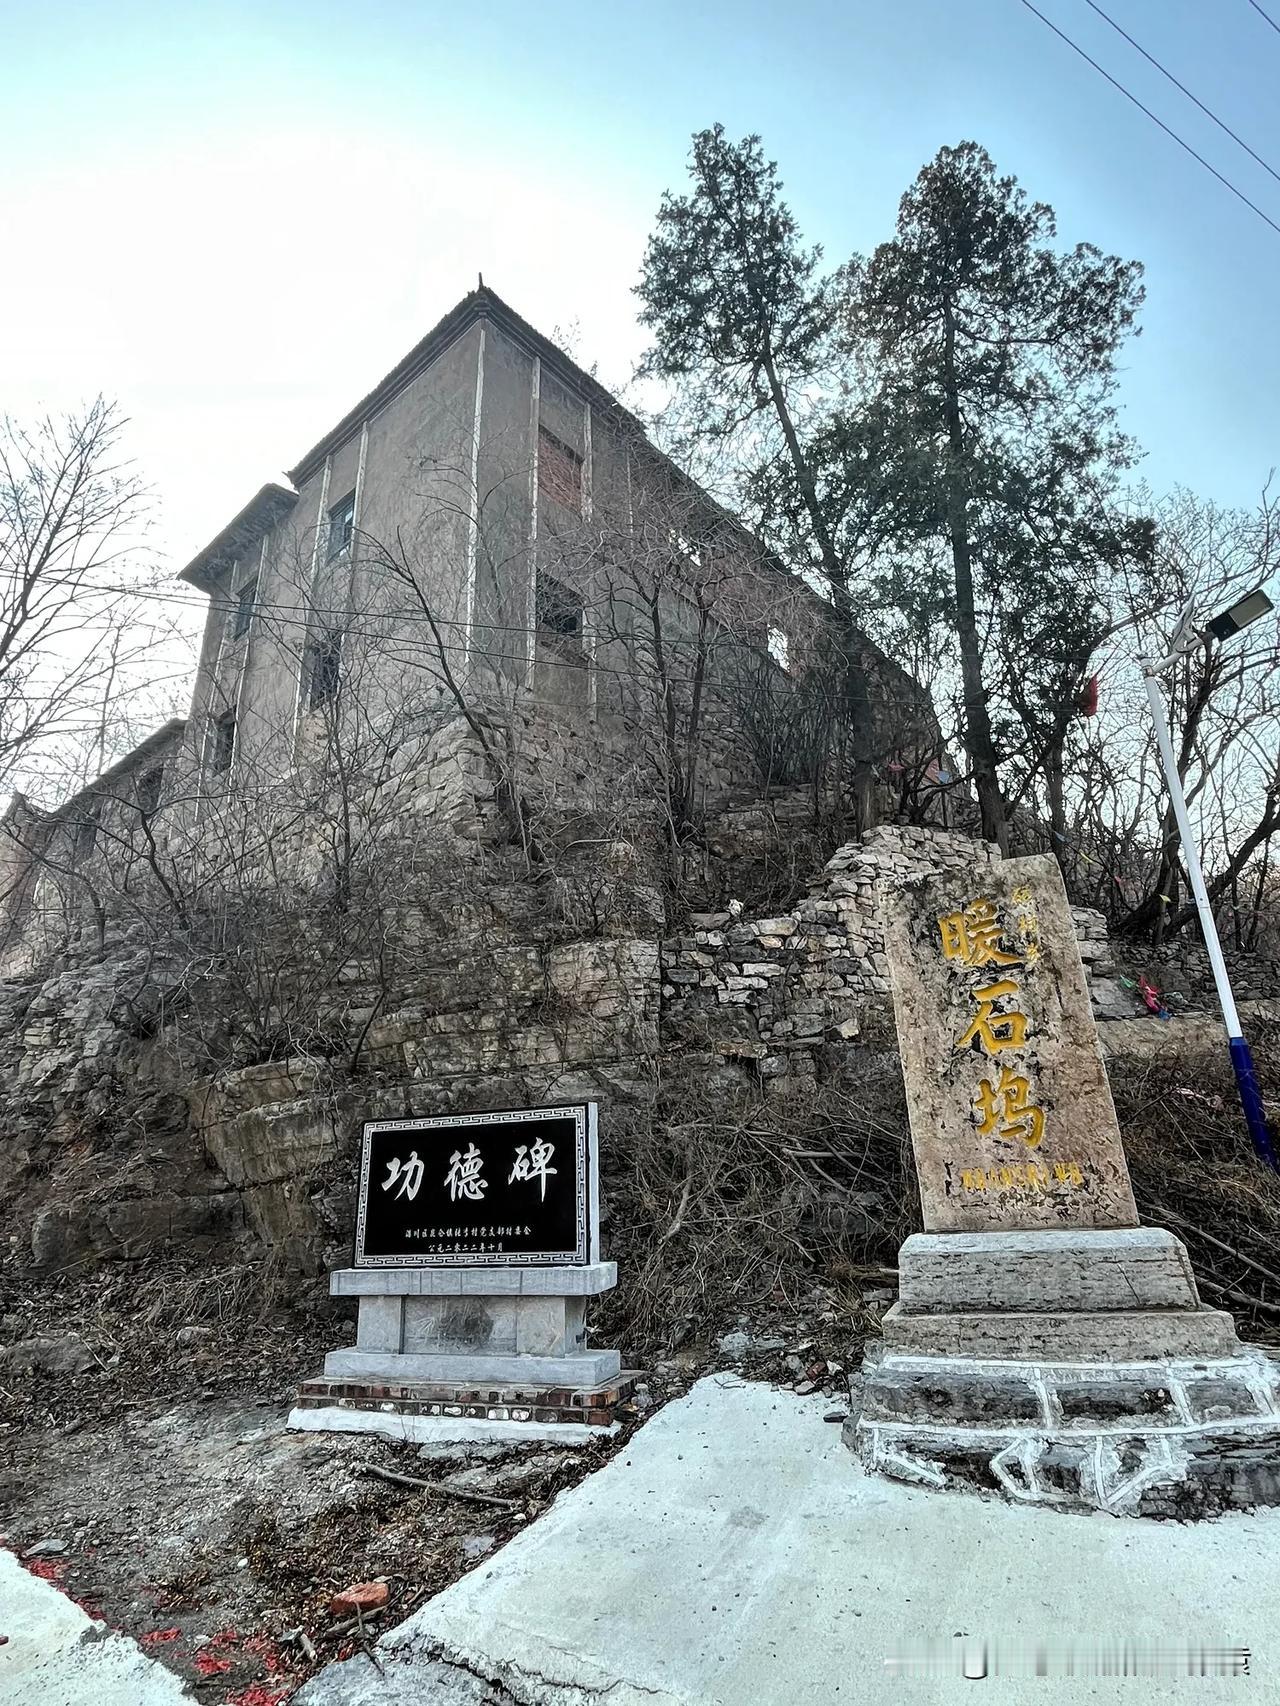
[330,1581,389,1617]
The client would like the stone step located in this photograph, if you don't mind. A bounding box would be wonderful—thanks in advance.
[323,1346,623,1385]
[896,1227,1200,1315]
[880,1301,1240,1362]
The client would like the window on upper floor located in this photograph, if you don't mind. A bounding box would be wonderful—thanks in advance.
[536,574,583,640]
[307,629,343,709]
[136,766,164,816]
[534,574,587,709]
[72,804,100,862]
[233,575,257,640]
[211,709,236,774]
[327,491,356,560]
[537,427,583,514]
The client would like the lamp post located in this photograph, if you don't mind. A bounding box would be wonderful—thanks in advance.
[1140,587,1278,1171]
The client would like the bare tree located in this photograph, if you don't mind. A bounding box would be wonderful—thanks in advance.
[0,398,177,795]
[1055,486,1280,944]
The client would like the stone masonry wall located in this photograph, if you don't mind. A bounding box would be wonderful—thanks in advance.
[656,827,1222,1090]
[660,825,1002,1091]
[3,816,1272,1275]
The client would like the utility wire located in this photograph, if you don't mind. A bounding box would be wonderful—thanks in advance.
[1248,0,1280,39]
[1016,0,1280,239]
[22,573,788,686]
[1082,0,1280,188]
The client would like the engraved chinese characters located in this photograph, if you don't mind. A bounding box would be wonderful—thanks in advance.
[355,1105,598,1266]
[883,855,1138,1232]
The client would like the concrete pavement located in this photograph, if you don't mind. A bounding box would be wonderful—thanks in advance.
[0,1545,192,1706]
[297,1374,1280,1704]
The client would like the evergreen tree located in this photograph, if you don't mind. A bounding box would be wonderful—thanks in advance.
[636,126,885,831]
[847,142,1149,850]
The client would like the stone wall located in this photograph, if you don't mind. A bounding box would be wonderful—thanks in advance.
[2,816,1271,1277]
[660,825,1001,1090]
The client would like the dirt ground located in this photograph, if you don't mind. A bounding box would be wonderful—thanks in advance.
[0,1259,863,1705]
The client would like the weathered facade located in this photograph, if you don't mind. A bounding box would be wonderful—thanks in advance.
[173,285,932,807]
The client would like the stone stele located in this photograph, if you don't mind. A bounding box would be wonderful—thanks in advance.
[882,853,1138,1233]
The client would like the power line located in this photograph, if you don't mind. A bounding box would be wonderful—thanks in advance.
[1247,0,1280,39]
[1082,0,1280,188]
[39,575,789,688]
[1016,0,1280,239]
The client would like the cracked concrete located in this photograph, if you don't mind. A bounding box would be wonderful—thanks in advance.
[0,1546,193,1706]
[296,1375,1280,1705]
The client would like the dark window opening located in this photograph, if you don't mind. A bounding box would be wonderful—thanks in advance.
[537,427,583,513]
[211,709,236,774]
[536,575,583,639]
[534,576,587,709]
[327,491,356,560]
[307,630,343,708]
[233,576,258,639]
[72,806,100,862]
[136,766,164,815]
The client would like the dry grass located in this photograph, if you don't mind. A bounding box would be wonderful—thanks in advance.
[598,1026,1280,1358]
[1113,1022,1280,1345]
[598,1051,915,1357]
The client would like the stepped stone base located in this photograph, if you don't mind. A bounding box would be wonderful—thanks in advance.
[852,1226,1280,1516]
[295,1261,631,1439]
[849,1344,1280,1518]
[897,1228,1199,1313]
[881,1301,1240,1361]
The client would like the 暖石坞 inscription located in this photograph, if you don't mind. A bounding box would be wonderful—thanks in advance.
[882,856,1138,1232]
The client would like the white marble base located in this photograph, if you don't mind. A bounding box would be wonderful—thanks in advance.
[322,1347,623,1384]
[287,1404,618,1445]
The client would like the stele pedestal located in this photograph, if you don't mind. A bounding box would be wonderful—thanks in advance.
[290,1102,634,1443]
[848,854,1280,1518]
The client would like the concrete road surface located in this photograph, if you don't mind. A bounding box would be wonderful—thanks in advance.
[297,1374,1280,1705]
[0,1545,192,1706]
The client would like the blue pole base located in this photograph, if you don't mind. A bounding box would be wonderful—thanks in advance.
[1228,1034,1279,1171]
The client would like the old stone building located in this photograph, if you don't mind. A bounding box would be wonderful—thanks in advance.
[172,284,928,805]
[1,286,935,963]
[0,288,971,1275]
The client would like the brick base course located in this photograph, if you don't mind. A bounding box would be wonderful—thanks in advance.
[294,1371,638,1428]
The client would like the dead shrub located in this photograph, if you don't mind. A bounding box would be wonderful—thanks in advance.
[597,1052,915,1356]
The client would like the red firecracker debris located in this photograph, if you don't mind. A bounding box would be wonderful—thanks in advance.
[141,1628,182,1645]
[224,1687,291,1706]
[329,1580,389,1617]
[243,1634,286,1675]
[25,1559,66,1584]
[195,1653,234,1677]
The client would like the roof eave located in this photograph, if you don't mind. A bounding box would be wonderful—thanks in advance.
[287,285,651,490]
[177,483,298,593]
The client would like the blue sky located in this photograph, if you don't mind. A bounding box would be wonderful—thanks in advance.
[6,0,1279,588]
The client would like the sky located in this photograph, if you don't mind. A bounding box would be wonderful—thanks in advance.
[5,0,1280,655]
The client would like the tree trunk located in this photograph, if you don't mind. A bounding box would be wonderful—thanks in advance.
[940,301,1007,853]
[1121,655,1215,940]
[1045,742,1067,878]
[760,351,878,835]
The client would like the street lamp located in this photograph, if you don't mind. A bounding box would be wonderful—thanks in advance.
[1140,585,1278,1171]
